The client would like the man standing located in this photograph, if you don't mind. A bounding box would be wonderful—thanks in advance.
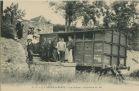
[40,38,47,60]
[16,19,24,39]
[46,39,53,61]
[66,36,74,63]
[57,38,66,62]
[26,38,34,70]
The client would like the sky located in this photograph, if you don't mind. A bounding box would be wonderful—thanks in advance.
[3,0,65,25]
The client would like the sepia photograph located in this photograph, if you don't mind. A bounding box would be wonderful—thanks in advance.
[0,0,139,91]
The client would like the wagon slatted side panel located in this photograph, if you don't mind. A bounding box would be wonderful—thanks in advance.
[93,32,104,67]
[84,32,93,66]
[119,32,127,66]
[111,31,120,66]
[74,42,84,65]
[102,30,127,67]
[74,33,84,65]
[103,31,113,66]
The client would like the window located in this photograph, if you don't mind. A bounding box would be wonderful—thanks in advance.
[76,33,83,41]
[85,32,93,40]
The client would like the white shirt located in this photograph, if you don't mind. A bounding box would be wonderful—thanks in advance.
[27,34,33,40]
[57,41,66,52]
[32,38,39,44]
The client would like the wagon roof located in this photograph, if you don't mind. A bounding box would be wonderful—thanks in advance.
[39,28,127,35]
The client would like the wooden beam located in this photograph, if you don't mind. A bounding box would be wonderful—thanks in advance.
[0,1,3,37]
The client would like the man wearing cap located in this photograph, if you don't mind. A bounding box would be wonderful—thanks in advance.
[26,38,34,66]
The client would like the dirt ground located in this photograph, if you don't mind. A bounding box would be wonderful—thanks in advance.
[1,80,139,91]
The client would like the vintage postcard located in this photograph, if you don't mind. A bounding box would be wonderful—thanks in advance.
[0,0,139,91]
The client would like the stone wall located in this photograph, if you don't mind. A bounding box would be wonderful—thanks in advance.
[31,61,76,78]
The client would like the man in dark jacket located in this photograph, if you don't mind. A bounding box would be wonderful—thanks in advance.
[46,39,53,61]
[16,20,24,39]
[26,39,34,64]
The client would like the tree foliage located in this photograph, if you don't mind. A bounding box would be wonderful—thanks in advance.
[2,3,26,39]
[3,3,26,24]
[111,1,138,30]
[49,0,139,42]
[49,1,109,31]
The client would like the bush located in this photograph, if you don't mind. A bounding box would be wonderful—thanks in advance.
[129,70,139,78]
[2,23,16,39]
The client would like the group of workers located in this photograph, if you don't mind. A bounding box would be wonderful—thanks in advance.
[40,36,74,63]
[26,27,74,64]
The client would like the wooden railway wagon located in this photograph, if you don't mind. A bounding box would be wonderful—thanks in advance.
[39,28,128,69]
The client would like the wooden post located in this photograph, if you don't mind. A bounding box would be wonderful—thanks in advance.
[110,30,114,65]
[0,1,3,37]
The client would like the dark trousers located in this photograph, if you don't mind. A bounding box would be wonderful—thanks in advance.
[52,48,58,61]
[58,51,65,62]
[27,52,33,64]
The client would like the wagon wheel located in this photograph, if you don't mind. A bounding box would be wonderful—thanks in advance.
[97,67,110,80]
[97,67,125,82]
[110,68,125,82]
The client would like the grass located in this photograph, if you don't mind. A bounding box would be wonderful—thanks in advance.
[129,70,139,79]
[1,67,130,85]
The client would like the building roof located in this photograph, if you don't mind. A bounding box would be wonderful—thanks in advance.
[30,16,51,24]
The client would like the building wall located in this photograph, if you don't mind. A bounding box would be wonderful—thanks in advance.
[133,32,139,51]
[28,21,53,33]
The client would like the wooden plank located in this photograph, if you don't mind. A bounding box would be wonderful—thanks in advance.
[104,43,111,54]
[84,54,92,66]
[92,33,95,66]
[95,33,104,41]
[0,1,3,37]
[83,32,85,65]
[94,54,102,65]
[124,33,128,66]
[103,55,111,65]
[112,45,118,55]
[94,42,103,53]
[110,30,113,65]
[105,31,112,43]
[112,56,118,66]
[120,46,126,57]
